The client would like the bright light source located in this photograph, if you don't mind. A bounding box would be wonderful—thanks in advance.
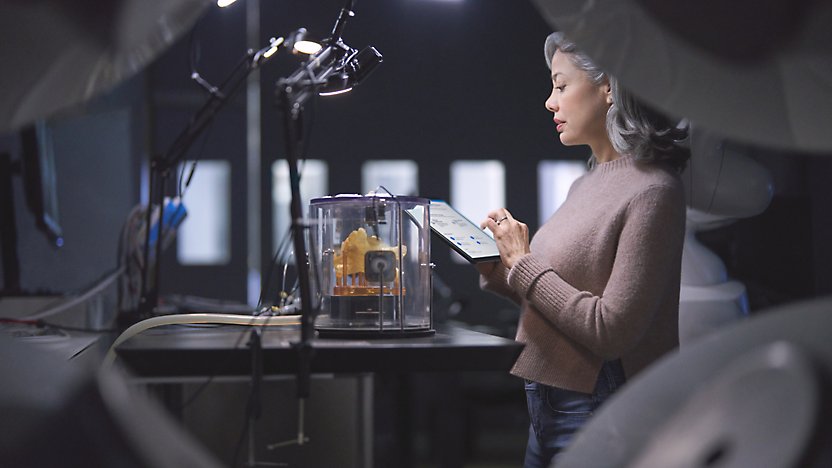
[319,87,353,96]
[263,37,284,58]
[217,0,237,7]
[294,40,322,55]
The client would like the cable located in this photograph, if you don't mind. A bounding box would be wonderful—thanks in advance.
[176,312,263,413]
[257,226,294,311]
[28,267,125,320]
[177,119,214,199]
[0,318,117,333]
[118,204,146,312]
[179,23,217,199]
[172,317,272,414]
[102,313,300,368]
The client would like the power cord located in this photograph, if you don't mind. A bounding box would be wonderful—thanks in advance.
[0,317,117,333]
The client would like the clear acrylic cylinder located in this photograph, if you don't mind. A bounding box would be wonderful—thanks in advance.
[310,195,433,338]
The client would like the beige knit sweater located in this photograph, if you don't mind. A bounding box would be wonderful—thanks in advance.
[481,156,685,393]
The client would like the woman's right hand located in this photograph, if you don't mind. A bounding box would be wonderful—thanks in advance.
[481,208,530,269]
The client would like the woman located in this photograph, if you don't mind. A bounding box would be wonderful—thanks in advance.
[477,32,689,467]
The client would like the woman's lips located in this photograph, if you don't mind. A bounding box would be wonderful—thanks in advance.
[554,118,565,132]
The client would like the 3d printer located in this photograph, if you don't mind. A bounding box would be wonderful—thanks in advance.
[310,194,433,337]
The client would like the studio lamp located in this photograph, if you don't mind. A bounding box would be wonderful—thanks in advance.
[318,46,383,96]
[294,40,323,55]
[289,30,323,56]
[261,29,322,61]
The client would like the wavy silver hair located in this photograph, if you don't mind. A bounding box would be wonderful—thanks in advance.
[545,32,689,172]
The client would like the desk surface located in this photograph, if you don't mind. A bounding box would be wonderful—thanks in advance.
[116,323,523,377]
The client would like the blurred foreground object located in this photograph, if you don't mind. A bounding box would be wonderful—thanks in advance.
[531,0,832,153]
[678,127,774,345]
[556,296,832,468]
[0,332,223,467]
[0,0,211,133]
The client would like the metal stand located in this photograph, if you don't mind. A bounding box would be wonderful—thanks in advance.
[243,329,289,467]
[276,86,317,404]
[128,42,283,327]
[271,0,357,413]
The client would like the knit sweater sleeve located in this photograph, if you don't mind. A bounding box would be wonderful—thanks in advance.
[507,184,684,359]
[479,263,522,304]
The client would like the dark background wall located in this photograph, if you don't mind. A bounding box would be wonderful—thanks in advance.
[0,78,144,294]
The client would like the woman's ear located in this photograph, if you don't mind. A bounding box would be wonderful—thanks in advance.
[604,83,613,105]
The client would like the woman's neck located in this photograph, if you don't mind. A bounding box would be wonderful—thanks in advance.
[590,138,621,164]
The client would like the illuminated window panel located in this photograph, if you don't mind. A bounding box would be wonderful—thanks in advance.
[362,160,419,196]
[450,160,505,263]
[177,160,231,265]
[272,159,328,248]
[538,160,586,226]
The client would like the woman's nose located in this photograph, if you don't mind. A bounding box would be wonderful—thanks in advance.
[545,91,558,113]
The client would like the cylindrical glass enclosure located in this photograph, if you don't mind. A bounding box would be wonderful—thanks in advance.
[310,195,433,338]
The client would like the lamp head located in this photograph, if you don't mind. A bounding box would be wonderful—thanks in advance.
[286,28,322,55]
[319,46,383,96]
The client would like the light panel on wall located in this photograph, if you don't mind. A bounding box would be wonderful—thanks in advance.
[538,160,586,226]
[177,160,231,265]
[450,160,505,263]
[362,160,419,196]
[272,159,328,249]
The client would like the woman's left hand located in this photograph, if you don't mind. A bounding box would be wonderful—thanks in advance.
[481,208,530,269]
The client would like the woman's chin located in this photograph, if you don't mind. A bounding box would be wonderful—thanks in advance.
[558,133,576,146]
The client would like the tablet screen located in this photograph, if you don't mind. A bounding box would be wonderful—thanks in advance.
[426,200,501,263]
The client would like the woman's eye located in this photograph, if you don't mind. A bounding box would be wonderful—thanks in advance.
[555,85,565,92]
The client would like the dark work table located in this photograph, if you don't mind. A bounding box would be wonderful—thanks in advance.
[115,322,524,378]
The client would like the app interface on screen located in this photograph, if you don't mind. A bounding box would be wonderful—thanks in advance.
[428,201,499,260]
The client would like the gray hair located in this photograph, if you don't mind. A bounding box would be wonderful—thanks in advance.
[545,32,689,172]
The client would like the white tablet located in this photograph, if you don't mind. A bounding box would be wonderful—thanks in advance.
[427,200,501,263]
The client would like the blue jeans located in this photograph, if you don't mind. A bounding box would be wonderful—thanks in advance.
[523,360,626,468]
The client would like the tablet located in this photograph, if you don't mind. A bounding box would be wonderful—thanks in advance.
[426,200,501,263]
